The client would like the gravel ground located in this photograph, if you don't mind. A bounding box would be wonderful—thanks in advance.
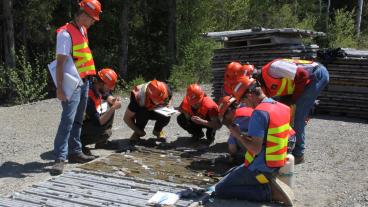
[0,85,367,207]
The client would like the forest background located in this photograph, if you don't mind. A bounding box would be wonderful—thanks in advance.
[0,0,365,104]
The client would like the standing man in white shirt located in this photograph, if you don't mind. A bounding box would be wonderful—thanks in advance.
[50,0,102,175]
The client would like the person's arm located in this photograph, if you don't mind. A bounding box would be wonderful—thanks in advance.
[292,67,310,102]
[99,97,121,125]
[229,124,263,155]
[123,108,146,136]
[56,54,67,101]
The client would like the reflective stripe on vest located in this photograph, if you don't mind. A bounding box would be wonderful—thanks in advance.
[180,96,218,119]
[132,83,156,110]
[244,101,290,168]
[57,23,96,78]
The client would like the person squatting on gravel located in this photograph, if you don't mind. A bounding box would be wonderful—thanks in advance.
[80,68,122,157]
[177,84,221,144]
[255,58,329,164]
[50,0,102,176]
[124,79,173,144]
[215,77,294,206]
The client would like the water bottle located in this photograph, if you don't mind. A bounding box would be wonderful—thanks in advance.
[278,154,295,188]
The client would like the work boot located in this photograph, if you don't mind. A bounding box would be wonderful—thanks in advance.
[294,155,305,165]
[95,140,119,150]
[50,160,66,176]
[153,130,166,142]
[68,152,95,163]
[270,177,294,206]
[190,131,205,141]
[129,132,142,145]
[205,129,216,144]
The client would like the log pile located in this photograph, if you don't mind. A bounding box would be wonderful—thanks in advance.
[317,49,368,119]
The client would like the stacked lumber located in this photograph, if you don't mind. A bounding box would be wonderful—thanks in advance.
[317,49,368,119]
[205,28,324,100]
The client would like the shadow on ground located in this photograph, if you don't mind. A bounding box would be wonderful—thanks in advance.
[0,161,52,178]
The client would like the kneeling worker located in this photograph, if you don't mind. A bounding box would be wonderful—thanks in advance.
[81,68,122,155]
[215,77,294,206]
[124,79,172,143]
[177,84,221,144]
[218,96,253,162]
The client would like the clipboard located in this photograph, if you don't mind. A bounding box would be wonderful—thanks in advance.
[48,57,82,100]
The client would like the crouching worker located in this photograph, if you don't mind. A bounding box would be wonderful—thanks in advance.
[215,77,294,206]
[177,84,221,144]
[80,68,121,156]
[124,79,172,143]
[218,96,253,163]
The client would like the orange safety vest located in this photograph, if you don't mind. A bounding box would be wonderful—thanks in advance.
[131,82,169,111]
[234,106,253,118]
[181,96,218,119]
[261,58,316,97]
[57,23,96,78]
[244,101,291,168]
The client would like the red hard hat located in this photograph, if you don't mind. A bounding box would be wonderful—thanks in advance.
[225,62,245,81]
[79,0,102,21]
[98,68,118,90]
[243,64,255,77]
[186,84,205,105]
[147,79,168,104]
[218,96,237,118]
[232,76,256,101]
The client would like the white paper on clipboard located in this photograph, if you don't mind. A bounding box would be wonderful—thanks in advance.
[48,56,82,100]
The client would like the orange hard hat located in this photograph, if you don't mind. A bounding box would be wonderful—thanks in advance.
[186,84,205,105]
[218,96,237,118]
[232,76,256,101]
[225,62,245,81]
[243,64,255,77]
[79,0,102,21]
[147,79,168,104]
[98,68,118,90]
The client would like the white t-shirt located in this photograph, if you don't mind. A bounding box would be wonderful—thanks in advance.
[268,60,297,80]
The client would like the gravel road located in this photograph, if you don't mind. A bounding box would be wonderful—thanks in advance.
[0,85,367,207]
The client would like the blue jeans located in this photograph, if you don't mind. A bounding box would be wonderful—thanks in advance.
[292,65,329,156]
[54,81,89,160]
[215,164,272,202]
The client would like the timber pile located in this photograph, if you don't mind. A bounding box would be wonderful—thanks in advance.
[317,49,368,119]
[205,28,324,100]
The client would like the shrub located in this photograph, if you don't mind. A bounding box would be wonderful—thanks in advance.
[5,48,48,104]
[328,9,357,48]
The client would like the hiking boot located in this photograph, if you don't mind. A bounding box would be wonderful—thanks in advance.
[50,160,65,176]
[270,177,294,206]
[191,131,205,141]
[68,152,95,163]
[153,130,166,142]
[294,155,305,165]
[95,140,119,150]
[82,147,99,158]
[129,132,142,145]
[205,129,216,144]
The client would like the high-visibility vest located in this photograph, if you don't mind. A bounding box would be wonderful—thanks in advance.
[180,96,218,119]
[131,82,170,111]
[261,58,317,97]
[244,101,291,168]
[57,23,96,78]
[234,106,253,118]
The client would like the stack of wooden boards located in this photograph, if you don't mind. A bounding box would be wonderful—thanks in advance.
[317,49,368,119]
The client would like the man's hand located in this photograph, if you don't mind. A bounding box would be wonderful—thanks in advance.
[111,97,122,110]
[57,87,67,101]
[191,116,206,125]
